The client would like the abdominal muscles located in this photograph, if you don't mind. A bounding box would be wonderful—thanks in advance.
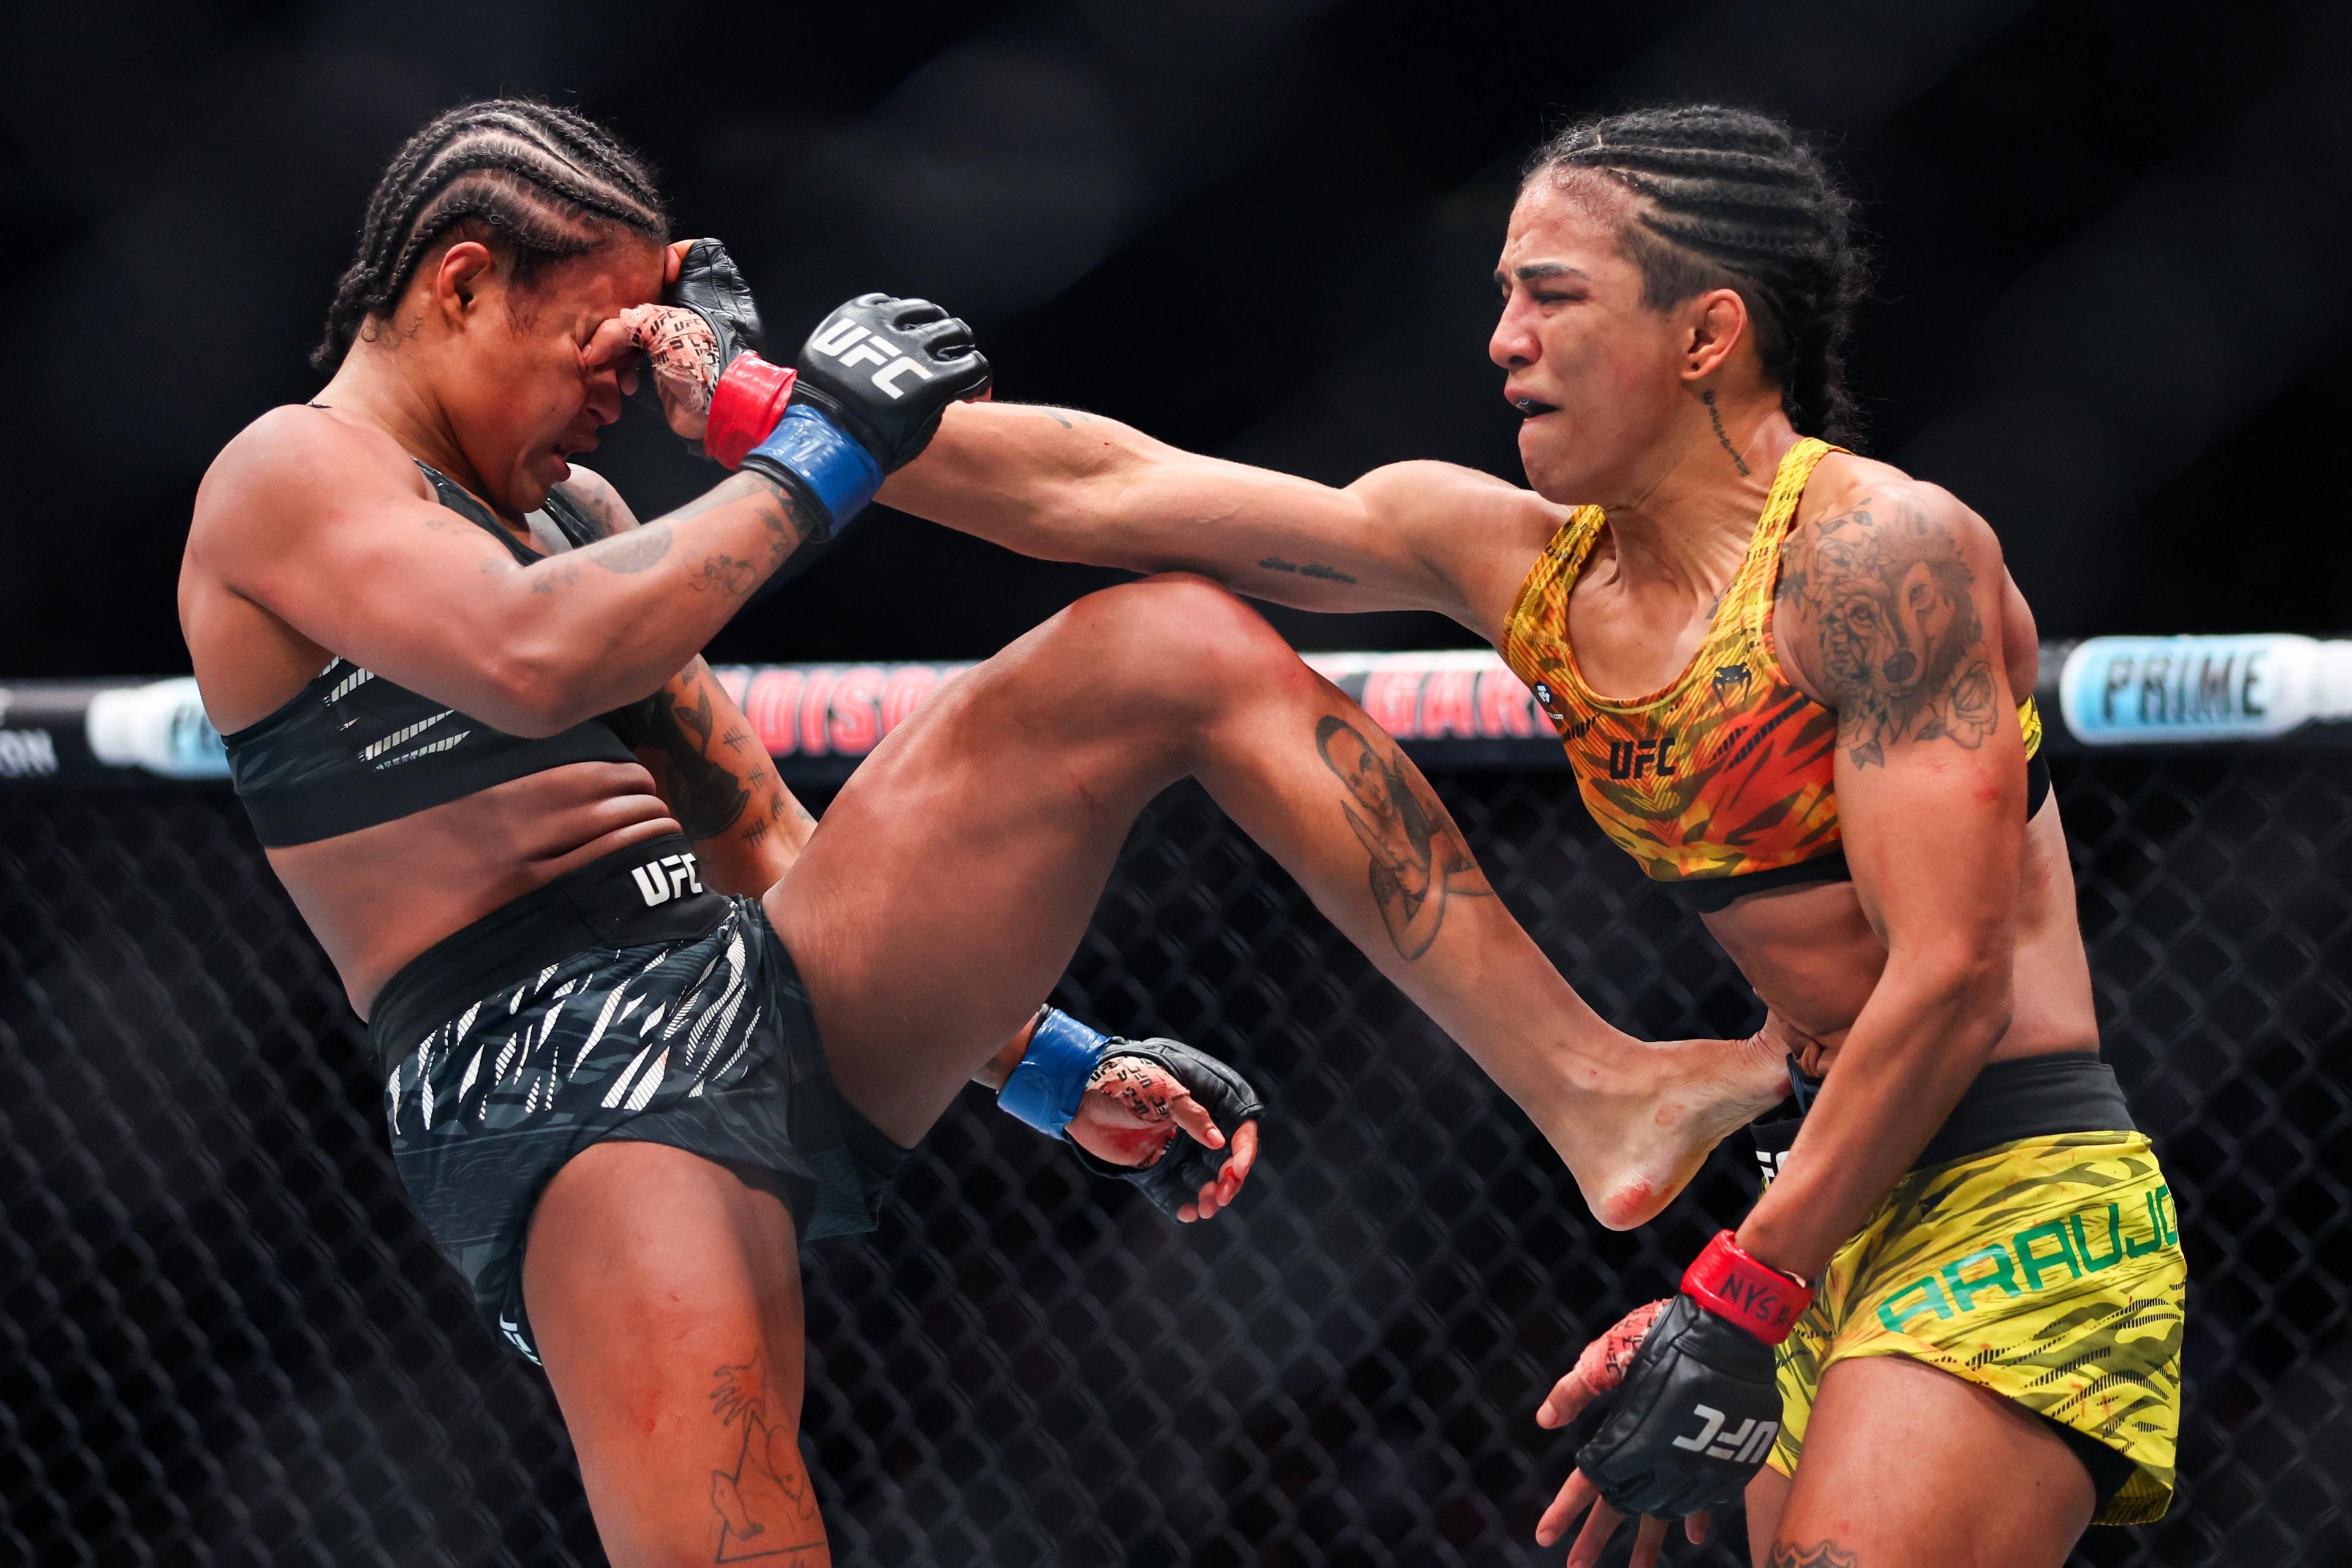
[1702,807,2099,1077]
[267,760,681,1017]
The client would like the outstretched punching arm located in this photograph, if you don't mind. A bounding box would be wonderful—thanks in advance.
[883,401,1560,636]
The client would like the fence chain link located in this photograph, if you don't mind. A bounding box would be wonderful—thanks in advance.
[2,757,2345,1565]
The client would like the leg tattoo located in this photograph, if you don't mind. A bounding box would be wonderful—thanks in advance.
[1313,715,1493,959]
[1766,1541,1860,1568]
[707,1360,823,1562]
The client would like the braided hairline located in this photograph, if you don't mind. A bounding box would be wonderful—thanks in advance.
[313,99,667,371]
[1525,105,1867,443]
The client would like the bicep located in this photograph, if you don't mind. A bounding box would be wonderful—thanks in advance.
[205,439,538,721]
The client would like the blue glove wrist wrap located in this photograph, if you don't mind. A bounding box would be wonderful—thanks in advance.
[745,405,884,535]
[997,1008,1110,1137]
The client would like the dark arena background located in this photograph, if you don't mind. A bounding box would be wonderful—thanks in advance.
[4,3,2350,1566]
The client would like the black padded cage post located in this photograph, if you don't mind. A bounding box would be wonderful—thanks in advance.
[1,639,2345,1567]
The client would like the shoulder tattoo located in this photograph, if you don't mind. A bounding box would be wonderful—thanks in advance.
[1777,495,1999,768]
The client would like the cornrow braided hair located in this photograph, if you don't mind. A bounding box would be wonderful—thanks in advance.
[1524,104,1869,444]
[314,98,669,371]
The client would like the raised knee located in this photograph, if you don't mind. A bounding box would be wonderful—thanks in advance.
[1065,573,1307,697]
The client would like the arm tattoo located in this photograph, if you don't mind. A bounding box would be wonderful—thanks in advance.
[1777,497,1998,768]
[1766,1542,1860,1568]
[1259,556,1359,585]
[671,472,811,573]
[692,554,758,596]
[707,1358,824,1560]
[1314,714,1493,959]
[643,675,751,840]
[586,521,673,575]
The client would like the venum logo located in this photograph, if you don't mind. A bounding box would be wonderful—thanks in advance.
[807,317,938,401]
[631,852,704,908]
[1668,1403,1778,1463]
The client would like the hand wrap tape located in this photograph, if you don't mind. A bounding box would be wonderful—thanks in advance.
[996,1008,1109,1137]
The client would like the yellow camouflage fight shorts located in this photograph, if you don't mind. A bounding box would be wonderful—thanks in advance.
[1766,1131,2185,1524]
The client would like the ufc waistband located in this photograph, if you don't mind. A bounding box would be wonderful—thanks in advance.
[369,834,729,1052]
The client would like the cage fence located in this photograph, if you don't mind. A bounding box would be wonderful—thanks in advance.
[1,650,2347,1568]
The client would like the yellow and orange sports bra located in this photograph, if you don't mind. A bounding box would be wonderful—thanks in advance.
[1499,438,2046,913]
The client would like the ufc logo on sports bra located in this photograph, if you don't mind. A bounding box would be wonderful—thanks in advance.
[1607,735,1678,780]
[1669,1404,1779,1464]
[808,318,937,400]
[631,852,704,908]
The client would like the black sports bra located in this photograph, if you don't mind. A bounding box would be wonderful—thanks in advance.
[222,463,652,848]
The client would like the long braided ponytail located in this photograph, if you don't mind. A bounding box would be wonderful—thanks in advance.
[314,99,668,371]
[1523,105,1869,444]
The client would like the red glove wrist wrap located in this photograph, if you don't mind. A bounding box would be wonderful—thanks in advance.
[1681,1231,1814,1346]
[704,353,797,470]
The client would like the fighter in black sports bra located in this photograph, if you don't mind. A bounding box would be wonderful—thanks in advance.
[221,464,653,846]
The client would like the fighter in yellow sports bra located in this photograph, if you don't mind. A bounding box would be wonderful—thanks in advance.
[1500,437,2049,913]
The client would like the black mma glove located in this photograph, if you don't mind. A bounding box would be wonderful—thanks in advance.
[1539,1230,1810,1542]
[666,238,767,366]
[1065,1034,1265,1218]
[1575,1294,1783,1516]
[619,239,791,466]
[791,292,990,470]
[736,292,990,543]
[997,1008,1265,1219]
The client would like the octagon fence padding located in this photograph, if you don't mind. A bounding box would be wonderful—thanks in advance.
[2,756,2347,1566]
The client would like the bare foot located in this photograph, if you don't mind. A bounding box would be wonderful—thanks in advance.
[1558,1027,1790,1231]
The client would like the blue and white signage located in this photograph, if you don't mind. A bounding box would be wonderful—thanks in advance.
[2059,635,2352,744]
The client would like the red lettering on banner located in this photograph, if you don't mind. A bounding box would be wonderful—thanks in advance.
[798,668,840,757]
[1362,669,1425,738]
[829,667,887,755]
[743,669,805,756]
[1421,669,1477,739]
[1477,669,1537,737]
[880,665,940,735]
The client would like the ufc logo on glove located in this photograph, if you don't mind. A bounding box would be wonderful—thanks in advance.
[1668,1403,1779,1463]
[808,317,937,399]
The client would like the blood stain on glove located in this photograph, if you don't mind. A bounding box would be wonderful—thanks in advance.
[1077,1058,1182,1168]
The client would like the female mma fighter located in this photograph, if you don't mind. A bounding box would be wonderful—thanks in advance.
[180,100,1784,1565]
[883,105,2185,1568]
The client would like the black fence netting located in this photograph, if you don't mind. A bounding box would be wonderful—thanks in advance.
[2,753,2347,1567]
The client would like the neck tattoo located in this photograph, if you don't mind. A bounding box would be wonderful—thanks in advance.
[1701,390,1751,477]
